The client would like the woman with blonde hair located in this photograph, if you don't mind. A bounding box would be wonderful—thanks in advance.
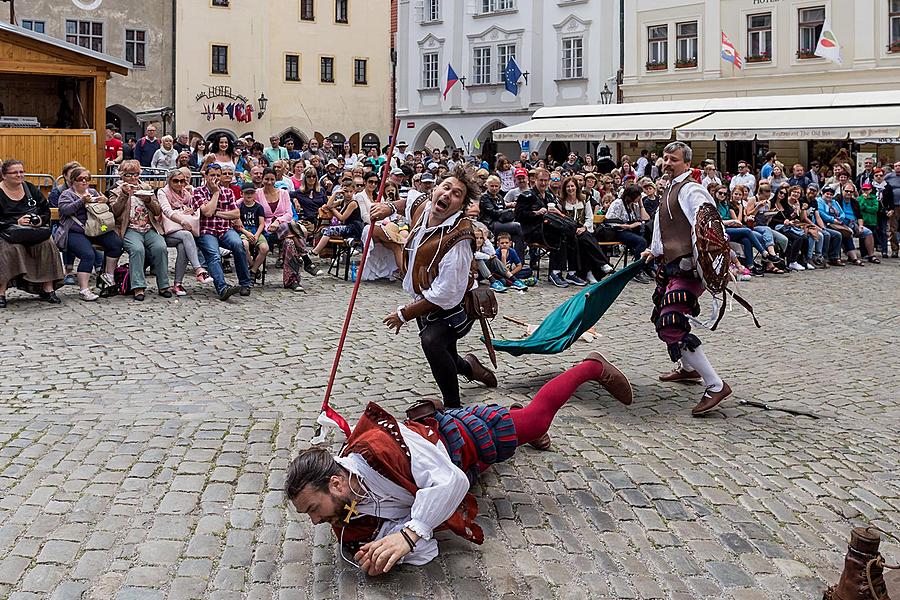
[289,165,326,222]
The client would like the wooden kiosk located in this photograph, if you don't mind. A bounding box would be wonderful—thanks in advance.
[0,21,129,179]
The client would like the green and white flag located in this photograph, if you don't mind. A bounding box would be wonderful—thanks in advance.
[815,19,842,65]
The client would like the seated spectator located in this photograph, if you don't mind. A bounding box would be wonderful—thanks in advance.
[472,225,527,292]
[310,181,364,256]
[479,175,523,248]
[0,159,65,307]
[191,164,252,300]
[728,185,784,273]
[235,183,269,281]
[290,166,327,222]
[605,184,651,283]
[55,166,124,301]
[701,163,721,187]
[220,165,242,199]
[770,186,811,271]
[49,161,99,284]
[151,135,179,170]
[108,160,172,300]
[745,183,789,257]
[712,184,769,273]
[157,169,208,296]
[495,232,525,281]
[560,176,613,283]
[804,185,842,267]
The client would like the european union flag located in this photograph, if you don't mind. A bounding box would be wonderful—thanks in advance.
[503,58,522,96]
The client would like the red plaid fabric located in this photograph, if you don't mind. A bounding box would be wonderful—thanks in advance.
[191,185,238,237]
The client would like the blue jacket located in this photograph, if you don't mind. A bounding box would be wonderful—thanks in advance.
[817,197,843,224]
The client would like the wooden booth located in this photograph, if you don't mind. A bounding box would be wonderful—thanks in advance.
[0,21,129,181]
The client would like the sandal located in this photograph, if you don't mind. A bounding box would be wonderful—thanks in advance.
[867,256,881,264]
[765,263,785,274]
[850,258,865,266]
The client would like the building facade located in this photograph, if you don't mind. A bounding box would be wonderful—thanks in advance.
[175,0,391,152]
[621,0,900,168]
[395,0,621,163]
[12,0,174,142]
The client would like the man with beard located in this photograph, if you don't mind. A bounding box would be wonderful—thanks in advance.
[381,165,495,408]
[641,141,732,416]
[284,353,632,576]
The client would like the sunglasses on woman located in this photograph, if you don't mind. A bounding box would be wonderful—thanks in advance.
[171,178,187,184]
[75,176,92,182]
[122,172,140,178]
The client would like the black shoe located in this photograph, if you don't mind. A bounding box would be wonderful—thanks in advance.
[158,289,173,298]
[548,272,569,288]
[0,295,7,308]
[564,274,587,286]
[40,291,62,304]
[218,285,241,301]
[275,258,284,268]
[239,286,251,297]
[133,293,145,302]
[304,263,323,277]
[632,273,651,284]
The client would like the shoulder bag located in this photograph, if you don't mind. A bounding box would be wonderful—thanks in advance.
[0,184,51,246]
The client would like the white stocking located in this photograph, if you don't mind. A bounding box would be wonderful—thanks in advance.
[681,347,723,392]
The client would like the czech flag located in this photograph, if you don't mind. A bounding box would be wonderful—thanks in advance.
[443,64,460,99]
[721,31,743,69]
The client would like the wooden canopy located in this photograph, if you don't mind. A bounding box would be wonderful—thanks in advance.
[0,21,129,179]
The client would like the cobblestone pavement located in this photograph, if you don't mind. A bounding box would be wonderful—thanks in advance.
[1,261,898,600]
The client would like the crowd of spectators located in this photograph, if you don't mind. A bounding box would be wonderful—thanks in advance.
[1,124,898,308]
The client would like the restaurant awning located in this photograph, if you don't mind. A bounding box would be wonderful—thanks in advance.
[677,106,900,141]
[492,90,900,144]
[492,112,710,142]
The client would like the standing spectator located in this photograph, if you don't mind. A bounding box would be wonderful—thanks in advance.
[301,139,325,162]
[123,137,137,161]
[885,161,900,257]
[635,149,650,178]
[856,156,876,190]
[339,142,359,169]
[173,132,191,154]
[808,160,822,187]
[284,138,301,160]
[768,163,789,189]
[133,124,161,168]
[321,138,337,162]
[596,146,617,174]
[495,155,516,193]
[730,161,756,194]
[561,153,582,175]
[188,138,208,171]
[759,151,777,180]
[264,135,289,166]
[857,182,887,258]
[211,135,236,170]
[104,124,123,173]
[151,136,179,170]
[787,164,812,189]
[191,164,252,300]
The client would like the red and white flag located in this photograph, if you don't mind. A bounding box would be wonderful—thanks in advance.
[721,31,744,69]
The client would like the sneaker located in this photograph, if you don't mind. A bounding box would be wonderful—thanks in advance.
[79,288,99,302]
[218,285,241,301]
[172,284,188,297]
[565,274,587,286]
[40,291,62,304]
[239,286,251,297]
[601,264,615,274]
[805,262,815,270]
[632,273,652,284]
[489,280,508,293]
[548,272,569,288]
[788,262,806,271]
[511,279,528,291]
[287,283,306,293]
[739,273,752,282]
[304,263,323,277]
[63,274,76,286]
[740,267,751,276]
[99,272,114,287]
[585,272,598,284]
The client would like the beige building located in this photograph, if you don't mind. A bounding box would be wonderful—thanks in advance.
[11,0,174,141]
[174,0,391,151]
[620,0,900,169]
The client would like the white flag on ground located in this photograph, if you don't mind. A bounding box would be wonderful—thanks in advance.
[815,18,843,65]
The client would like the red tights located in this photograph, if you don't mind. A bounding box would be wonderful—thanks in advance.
[510,359,605,445]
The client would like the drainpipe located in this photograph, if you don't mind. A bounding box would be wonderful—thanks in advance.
[170,0,177,136]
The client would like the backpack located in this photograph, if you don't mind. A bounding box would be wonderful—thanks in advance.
[99,265,131,298]
[73,202,116,237]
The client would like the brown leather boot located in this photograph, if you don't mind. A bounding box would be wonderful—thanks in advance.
[691,382,732,416]
[584,352,633,405]
[659,366,702,383]
[463,354,497,388]
[824,527,892,600]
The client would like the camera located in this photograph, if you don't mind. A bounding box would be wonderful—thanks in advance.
[28,214,40,226]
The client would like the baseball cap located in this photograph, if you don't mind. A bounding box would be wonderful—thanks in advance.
[390,167,404,176]
[821,185,835,194]
[421,172,435,183]
[514,167,528,178]
[427,162,439,172]
[861,182,873,189]
[241,182,256,193]
[327,159,339,167]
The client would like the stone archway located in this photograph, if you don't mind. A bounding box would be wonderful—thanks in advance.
[413,122,455,152]
[106,104,141,142]
[277,127,308,147]
[473,120,509,170]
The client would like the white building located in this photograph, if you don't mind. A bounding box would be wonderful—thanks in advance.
[395,0,620,164]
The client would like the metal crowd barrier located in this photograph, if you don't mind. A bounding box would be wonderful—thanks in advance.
[43,170,205,197]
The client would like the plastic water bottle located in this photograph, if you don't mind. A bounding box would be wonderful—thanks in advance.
[350,260,358,282]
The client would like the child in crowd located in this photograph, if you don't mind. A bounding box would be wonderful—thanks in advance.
[473,227,528,293]
[235,183,269,280]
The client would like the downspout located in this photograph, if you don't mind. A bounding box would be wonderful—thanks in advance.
[170,0,177,136]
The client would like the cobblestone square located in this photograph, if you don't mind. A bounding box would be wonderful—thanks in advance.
[1,265,898,599]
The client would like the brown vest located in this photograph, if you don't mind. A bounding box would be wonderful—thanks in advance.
[402,211,476,295]
[659,177,694,263]
[333,403,484,552]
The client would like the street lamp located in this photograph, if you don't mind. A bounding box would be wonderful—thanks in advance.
[600,84,613,105]
[257,93,268,118]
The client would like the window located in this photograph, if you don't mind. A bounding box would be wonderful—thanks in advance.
[422,52,439,89]
[321,56,334,82]
[675,21,698,67]
[285,54,300,81]
[798,6,825,57]
[472,46,492,84]
[211,0,229,6]
[425,0,440,21]
[65,20,103,52]
[747,13,772,61]
[22,20,45,33]
[497,43,516,80]
[647,25,668,68]
[125,29,146,67]
[481,0,514,13]
[335,0,348,23]
[211,44,228,74]
[301,0,315,21]
[562,37,584,78]
[354,58,368,85]
[890,0,900,52]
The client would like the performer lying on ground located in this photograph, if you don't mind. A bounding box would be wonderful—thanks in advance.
[285,352,632,576]
[641,141,732,416]
[381,165,496,408]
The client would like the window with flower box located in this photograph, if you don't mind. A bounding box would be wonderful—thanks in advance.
[798,6,824,59]
[747,13,772,62]
[647,25,668,70]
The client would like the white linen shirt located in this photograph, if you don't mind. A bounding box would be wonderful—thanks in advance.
[335,423,470,565]
[402,202,476,309]
[649,170,715,259]
[729,172,757,194]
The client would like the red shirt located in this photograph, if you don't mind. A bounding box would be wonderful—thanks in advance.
[105,137,123,161]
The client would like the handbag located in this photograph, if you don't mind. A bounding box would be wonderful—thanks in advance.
[828,222,853,240]
[73,202,116,237]
[463,286,499,368]
[0,224,51,246]
[498,209,515,223]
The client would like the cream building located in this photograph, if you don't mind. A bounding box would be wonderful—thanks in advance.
[174,0,391,152]
[620,0,900,169]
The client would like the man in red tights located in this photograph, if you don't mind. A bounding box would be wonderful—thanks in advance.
[284,352,632,576]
